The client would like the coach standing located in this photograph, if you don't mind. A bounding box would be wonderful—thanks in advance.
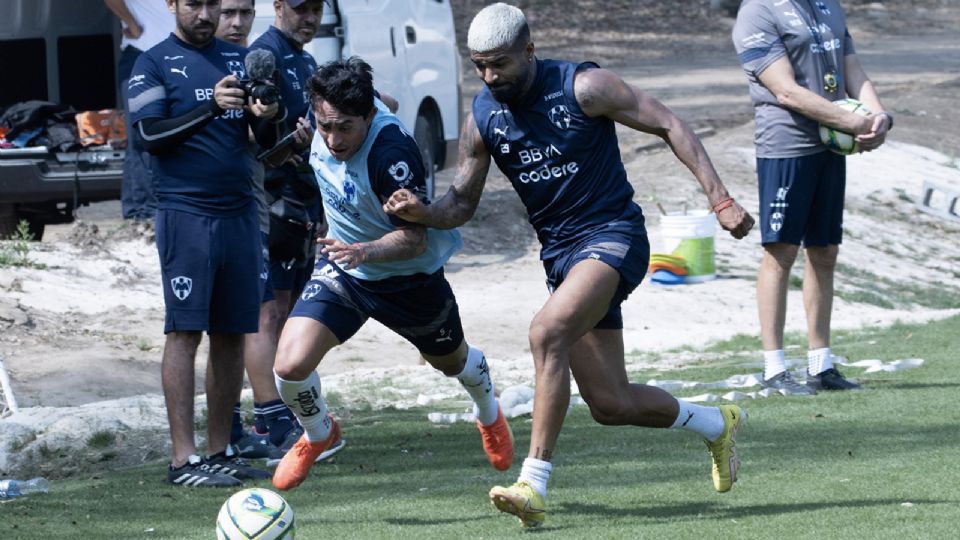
[128,0,283,487]
[733,0,891,393]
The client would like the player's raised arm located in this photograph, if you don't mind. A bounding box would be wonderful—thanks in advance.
[383,112,492,229]
[574,67,754,239]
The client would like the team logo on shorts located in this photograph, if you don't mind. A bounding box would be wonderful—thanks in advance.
[300,282,323,301]
[548,105,572,130]
[770,212,784,233]
[171,276,193,301]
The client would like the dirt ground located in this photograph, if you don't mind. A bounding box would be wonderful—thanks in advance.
[1,2,959,478]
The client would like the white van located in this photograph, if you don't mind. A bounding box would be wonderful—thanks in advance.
[250,0,462,197]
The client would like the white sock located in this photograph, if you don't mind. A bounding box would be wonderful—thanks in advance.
[670,399,724,442]
[518,457,552,499]
[808,347,833,376]
[763,349,787,380]
[454,346,499,425]
[275,370,331,442]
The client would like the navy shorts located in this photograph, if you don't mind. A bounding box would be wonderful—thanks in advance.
[289,256,465,357]
[270,257,314,296]
[757,150,846,247]
[156,206,261,334]
[260,232,275,303]
[543,228,650,330]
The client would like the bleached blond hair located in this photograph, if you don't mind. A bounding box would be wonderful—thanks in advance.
[467,3,529,53]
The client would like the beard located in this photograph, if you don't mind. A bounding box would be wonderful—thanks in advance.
[489,82,522,103]
[181,22,215,45]
[282,21,317,46]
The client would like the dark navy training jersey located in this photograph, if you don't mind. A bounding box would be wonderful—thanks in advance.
[473,59,644,259]
[128,34,254,216]
[250,26,317,132]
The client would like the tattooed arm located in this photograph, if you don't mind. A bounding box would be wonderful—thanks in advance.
[382,112,491,229]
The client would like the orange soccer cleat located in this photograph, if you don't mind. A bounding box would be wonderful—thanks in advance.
[477,407,514,471]
[272,415,342,491]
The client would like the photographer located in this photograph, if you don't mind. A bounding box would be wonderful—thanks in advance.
[215,0,309,466]
[128,0,284,487]
[250,0,326,350]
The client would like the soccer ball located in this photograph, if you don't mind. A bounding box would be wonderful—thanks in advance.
[216,488,295,540]
[819,98,872,155]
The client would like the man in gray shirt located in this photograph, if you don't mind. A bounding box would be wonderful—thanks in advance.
[733,0,892,392]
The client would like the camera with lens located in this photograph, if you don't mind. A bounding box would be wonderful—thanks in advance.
[238,77,282,106]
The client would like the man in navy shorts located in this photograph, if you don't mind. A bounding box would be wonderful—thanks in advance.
[733,0,892,394]
[384,3,755,528]
[269,58,515,492]
[129,0,285,487]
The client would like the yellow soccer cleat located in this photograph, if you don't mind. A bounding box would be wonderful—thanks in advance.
[705,404,744,492]
[489,481,546,528]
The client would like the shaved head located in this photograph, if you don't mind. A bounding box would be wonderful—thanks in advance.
[467,2,529,53]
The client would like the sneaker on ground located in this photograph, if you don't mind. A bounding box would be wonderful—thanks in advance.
[762,371,816,396]
[477,406,514,471]
[204,444,272,481]
[272,415,342,491]
[489,481,546,528]
[167,455,241,487]
[705,403,744,493]
[808,367,861,391]
[266,424,345,468]
[234,430,285,461]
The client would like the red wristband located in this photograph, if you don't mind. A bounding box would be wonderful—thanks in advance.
[712,197,735,214]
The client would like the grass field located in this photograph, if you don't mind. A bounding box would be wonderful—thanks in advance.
[2,315,958,539]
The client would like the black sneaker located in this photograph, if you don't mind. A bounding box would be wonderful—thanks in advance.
[808,368,861,391]
[204,444,272,480]
[233,430,285,461]
[167,455,242,487]
[762,371,817,396]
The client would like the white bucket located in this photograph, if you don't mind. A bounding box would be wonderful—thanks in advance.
[660,210,717,283]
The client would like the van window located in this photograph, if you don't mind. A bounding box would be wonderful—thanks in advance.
[0,38,47,105]
[57,34,117,110]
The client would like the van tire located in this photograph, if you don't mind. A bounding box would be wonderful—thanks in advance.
[414,114,437,200]
[0,205,44,241]
[0,204,19,239]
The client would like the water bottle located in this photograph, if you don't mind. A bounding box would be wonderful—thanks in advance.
[0,477,49,499]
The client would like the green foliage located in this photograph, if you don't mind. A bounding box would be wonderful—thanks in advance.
[85,430,116,449]
[835,262,960,309]
[8,431,37,453]
[0,220,46,269]
[2,316,959,539]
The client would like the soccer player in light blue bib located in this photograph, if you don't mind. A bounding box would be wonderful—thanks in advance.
[269,58,516,493]
[384,3,755,528]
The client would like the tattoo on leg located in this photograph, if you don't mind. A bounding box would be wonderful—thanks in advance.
[535,447,553,461]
